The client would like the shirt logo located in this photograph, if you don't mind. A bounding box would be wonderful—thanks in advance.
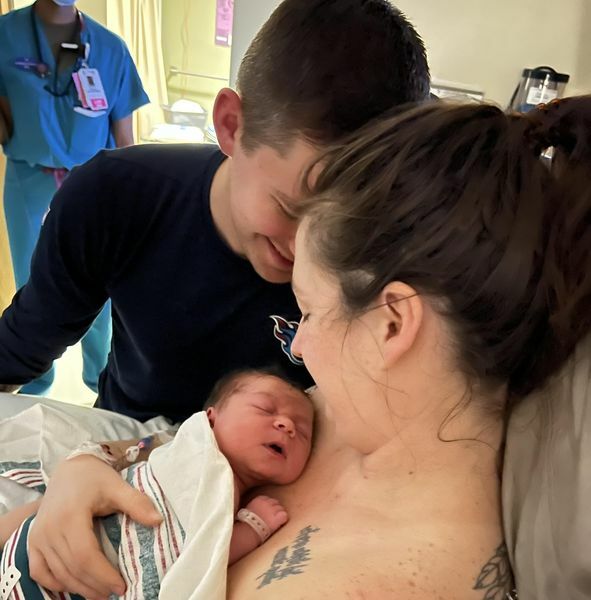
[269,315,303,366]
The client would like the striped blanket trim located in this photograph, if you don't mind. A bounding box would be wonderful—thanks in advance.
[0,461,46,494]
[108,462,186,600]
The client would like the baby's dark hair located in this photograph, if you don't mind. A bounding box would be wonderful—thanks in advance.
[237,0,429,153]
[203,366,311,411]
[302,96,591,402]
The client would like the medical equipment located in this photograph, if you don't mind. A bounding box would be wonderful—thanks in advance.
[508,66,569,113]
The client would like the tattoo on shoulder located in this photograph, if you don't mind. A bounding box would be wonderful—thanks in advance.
[473,542,518,600]
[256,525,320,589]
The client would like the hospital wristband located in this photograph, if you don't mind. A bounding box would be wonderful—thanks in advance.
[66,441,117,467]
[236,508,271,544]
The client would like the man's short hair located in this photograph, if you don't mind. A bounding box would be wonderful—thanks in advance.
[237,0,430,153]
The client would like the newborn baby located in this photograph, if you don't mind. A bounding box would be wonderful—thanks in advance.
[0,368,314,599]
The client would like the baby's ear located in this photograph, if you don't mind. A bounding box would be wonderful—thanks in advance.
[206,406,217,428]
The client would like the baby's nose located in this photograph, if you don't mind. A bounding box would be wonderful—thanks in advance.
[274,416,295,437]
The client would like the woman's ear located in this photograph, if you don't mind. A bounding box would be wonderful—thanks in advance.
[206,406,217,428]
[378,282,423,367]
[212,88,243,157]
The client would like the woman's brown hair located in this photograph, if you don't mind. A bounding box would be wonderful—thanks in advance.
[302,97,591,400]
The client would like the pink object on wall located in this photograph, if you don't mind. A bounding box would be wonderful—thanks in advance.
[215,0,234,47]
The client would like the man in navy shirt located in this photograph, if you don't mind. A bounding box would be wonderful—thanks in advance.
[0,0,430,421]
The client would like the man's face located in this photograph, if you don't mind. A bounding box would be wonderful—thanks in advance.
[227,138,318,284]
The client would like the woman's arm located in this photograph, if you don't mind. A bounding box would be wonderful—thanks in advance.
[0,499,41,548]
[27,455,162,599]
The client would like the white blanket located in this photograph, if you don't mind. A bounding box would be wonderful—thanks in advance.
[149,412,234,600]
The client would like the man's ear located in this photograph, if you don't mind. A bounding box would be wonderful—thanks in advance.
[212,88,243,157]
[206,406,217,428]
[377,282,423,367]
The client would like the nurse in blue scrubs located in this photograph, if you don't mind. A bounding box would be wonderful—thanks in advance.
[0,0,149,395]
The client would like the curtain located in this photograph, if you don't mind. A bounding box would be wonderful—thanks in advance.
[0,0,14,309]
[106,0,168,142]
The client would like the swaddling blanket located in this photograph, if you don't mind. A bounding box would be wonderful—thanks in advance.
[147,411,235,599]
[93,412,234,599]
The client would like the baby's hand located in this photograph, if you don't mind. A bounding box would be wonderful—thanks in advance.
[246,495,288,534]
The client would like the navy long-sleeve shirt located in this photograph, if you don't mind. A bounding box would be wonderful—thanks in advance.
[0,144,311,421]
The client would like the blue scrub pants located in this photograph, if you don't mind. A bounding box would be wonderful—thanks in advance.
[3,159,111,395]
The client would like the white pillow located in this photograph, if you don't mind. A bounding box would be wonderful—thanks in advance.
[0,393,170,439]
[503,335,591,600]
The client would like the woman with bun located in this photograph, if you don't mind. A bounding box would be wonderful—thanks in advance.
[16,97,591,600]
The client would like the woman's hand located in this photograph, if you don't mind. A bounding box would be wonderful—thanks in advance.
[28,455,163,600]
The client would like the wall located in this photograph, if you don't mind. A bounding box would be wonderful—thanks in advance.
[79,0,105,24]
[229,0,280,87]
[395,0,591,104]
[0,4,13,309]
[161,0,232,122]
[230,0,591,104]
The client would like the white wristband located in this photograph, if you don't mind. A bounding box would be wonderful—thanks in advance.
[236,508,271,544]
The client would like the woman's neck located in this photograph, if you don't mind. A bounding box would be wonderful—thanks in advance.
[318,370,504,496]
[360,424,501,482]
[34,0,77,25]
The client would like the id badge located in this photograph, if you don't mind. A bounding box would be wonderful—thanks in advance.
[76,67,109,111]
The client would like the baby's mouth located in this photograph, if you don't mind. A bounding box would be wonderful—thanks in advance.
[265,443,286,458]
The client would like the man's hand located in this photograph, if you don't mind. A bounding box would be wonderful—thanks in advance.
[28,455,162,600]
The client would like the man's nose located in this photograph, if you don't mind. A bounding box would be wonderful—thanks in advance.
[274,416,295,438]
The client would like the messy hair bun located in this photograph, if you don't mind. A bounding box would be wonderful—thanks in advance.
[303,97,591,399]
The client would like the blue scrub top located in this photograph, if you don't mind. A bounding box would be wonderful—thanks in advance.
[0,6,149,169]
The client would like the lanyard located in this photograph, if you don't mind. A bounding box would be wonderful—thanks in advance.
[30,5,86,97]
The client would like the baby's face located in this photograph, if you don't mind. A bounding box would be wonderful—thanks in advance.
[207,375,314,486]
